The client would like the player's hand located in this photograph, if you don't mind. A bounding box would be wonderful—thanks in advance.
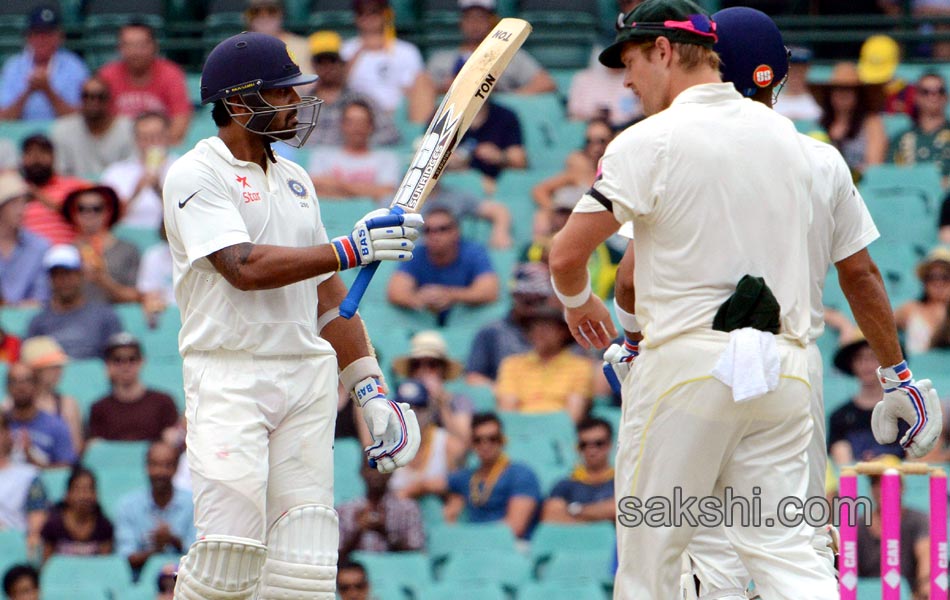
[354,376,421,473]
[602,336,639,395]
[871,361,943,458]
[564,295,617,350]
[331,209,423,270]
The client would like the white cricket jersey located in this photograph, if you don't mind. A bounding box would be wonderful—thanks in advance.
[576,83,814,348]
[163,136,334,357]
[801,134,879,342]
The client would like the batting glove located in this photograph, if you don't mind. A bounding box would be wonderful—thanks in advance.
[353,376,421,473]
[602,336,639,395]
[871,361,943,458]
[331,209,423,270]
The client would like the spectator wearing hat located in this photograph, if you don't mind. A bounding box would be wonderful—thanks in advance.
[542,417,615,524]
[810,62,888,176]
[894,246,950,354]
[307,99,401,204]
[337,560,371,600]
[827,332,904,465]
[858,34,916,117]
[423,180,513,249]
[444,412,541,538]
[50,76,135,178]
[40,465,114,563]
[448,100,527,195]
[337,460,425,556]
[0,5,88,121]
[87,333,178,444]
[465,262,558,386]
[97,22,192,145]
[392,331,474,443]
[427,0,556,96]
[496,306,594,423]
[387,207,499,324]
[26,244,122,360]
[4,362,76,468]
[0,414,48,557]
[62,185,141,305]
[773,46,822,122]
[100,111,174,229]
[0,171,50,306]
[387,379,466,500]
[244,0,313,76]
[19,134,88,246]
[305,31,399,146]
[343,0,436,125]
[890,72,950,184]
[14,336,82,454]
[2,564,41,600]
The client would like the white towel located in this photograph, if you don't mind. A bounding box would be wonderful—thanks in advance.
[710,328,781,403]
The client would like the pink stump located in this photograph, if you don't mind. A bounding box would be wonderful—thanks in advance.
[839,470,859,600]
[881,469,902,600]
[932,469,949,600]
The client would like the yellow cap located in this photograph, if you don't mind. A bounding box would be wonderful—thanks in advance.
[309,31,341,57]
[858,35,899,84]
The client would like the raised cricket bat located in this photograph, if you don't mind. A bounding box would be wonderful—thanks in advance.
[339,17,532,319]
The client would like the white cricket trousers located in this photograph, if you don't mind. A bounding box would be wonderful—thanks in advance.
[686,343,831,594]
[613,331,837,600]
[182,350,338,540]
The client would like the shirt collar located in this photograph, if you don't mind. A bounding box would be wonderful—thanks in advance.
[204,136,278,168]
[670,82,743,107]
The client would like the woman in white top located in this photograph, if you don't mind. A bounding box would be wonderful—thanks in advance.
[896,246,950,354]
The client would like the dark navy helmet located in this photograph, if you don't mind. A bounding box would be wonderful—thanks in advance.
[712,7,789,99]
[201,32,322,147]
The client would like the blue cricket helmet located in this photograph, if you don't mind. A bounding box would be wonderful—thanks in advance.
[201,32,316,104]
[712,7,788,98]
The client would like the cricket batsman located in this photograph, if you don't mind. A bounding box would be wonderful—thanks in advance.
[549,0,840,596]
[163,33,423,598]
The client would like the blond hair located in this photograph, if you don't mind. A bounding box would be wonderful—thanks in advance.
[635,39,721,72]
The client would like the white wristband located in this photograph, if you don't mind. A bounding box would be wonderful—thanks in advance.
[551,273,592,309]
[613,297,641,333]
[339,356,384,405]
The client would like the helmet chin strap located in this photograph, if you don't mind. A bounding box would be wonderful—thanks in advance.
[224,90,323,148]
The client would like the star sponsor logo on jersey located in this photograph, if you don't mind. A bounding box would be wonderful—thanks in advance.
[753,64,774,88]
[236,175,250,189]
[287,178,308,198]
[178,190,198,209]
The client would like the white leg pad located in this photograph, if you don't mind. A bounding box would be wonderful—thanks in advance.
[259,504,339,600]
[174,535,268,600]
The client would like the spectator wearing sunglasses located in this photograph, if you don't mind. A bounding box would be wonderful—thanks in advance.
[86,333,179,444]
[444,412,541,539]
[336,560,371,600]
[50,77,134,178]
[895,246,950,355]
[542,417,615,524]
[891,73,950,185]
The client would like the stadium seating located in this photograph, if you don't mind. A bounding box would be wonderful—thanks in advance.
[96,468,149,520]
[417,581,507,600]
[39,466,71,504]
[438,548,531,591]
[856,576,913,598]
[41,583,111,600]
[59,359,110,417]
[41,555,133,596]
[83,440,150,471]
[519,580,610,600]
[349,551,433,599]
[536,548,615,586]
[334,437,367,504]
[0,530,28,577]
[529,522,616,569]
[427,522,516,561]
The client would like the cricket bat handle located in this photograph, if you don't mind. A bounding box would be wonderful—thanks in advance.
[340,206,406,319]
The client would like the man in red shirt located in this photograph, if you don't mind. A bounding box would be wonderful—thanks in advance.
[97,22,192,145]
[19,134,87,245]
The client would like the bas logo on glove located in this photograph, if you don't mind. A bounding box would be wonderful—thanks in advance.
[331,209,423,271]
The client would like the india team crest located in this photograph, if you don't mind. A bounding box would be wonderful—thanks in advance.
[753,65,774,88]
[287,178,308,198]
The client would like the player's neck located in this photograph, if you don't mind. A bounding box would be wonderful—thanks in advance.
[668,67,721,104]
[219,126,271,172]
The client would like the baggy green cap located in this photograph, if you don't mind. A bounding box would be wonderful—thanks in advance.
[599,0,717,68]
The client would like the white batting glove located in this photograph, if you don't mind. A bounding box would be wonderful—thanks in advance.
[352,376,421,473]
[331,209,423,270]
[871,361,943,458]
[602,336,639,395]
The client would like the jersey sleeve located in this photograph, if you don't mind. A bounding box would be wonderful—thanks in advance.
[164,157,252,268]
[828,151,880,264]
[587,128,664,225]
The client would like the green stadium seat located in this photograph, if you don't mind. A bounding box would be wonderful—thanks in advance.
[60,359,110,417]
[416,581,506,600]
[862,189,937,246]
[417,493,445,529]
[113,585,155,600]
[140,359,184,410]
[908,350,950,396]
[427,522,516,561]
[349,551,432,598]
[319,197,379,233]
[97,468,149,520]
[506,438,560,474]
[536,548,615,585]
[308,0,356,34]
[867,241,925,308]
[530,522,616,567]
[591,404,622,432]
[0,305,40,337]
[519,580,609,600]
[861,163,943,210]
[83,440,150,471]
[438,548,531,590]
[445,381,495,412]
[492,93,580,172]
[41,584,110,600]
[523,35,596,71]
[499,411,576,465]
[41,555,133,594]
[39,466,71,504]
[113,225,162,255]
[334,437,367,504]
[882,113,912,139]
[856,576,912,598]
[0,120,53,148]
[822,374,856,415]
[137,307,184,362]
[0,530,28,576]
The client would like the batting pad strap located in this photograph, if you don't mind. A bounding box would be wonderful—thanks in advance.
[259,504,338,600]
[339,356,384,403]
[613,297,641,333]
[174,535,267,600]
[552,272,592,309]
